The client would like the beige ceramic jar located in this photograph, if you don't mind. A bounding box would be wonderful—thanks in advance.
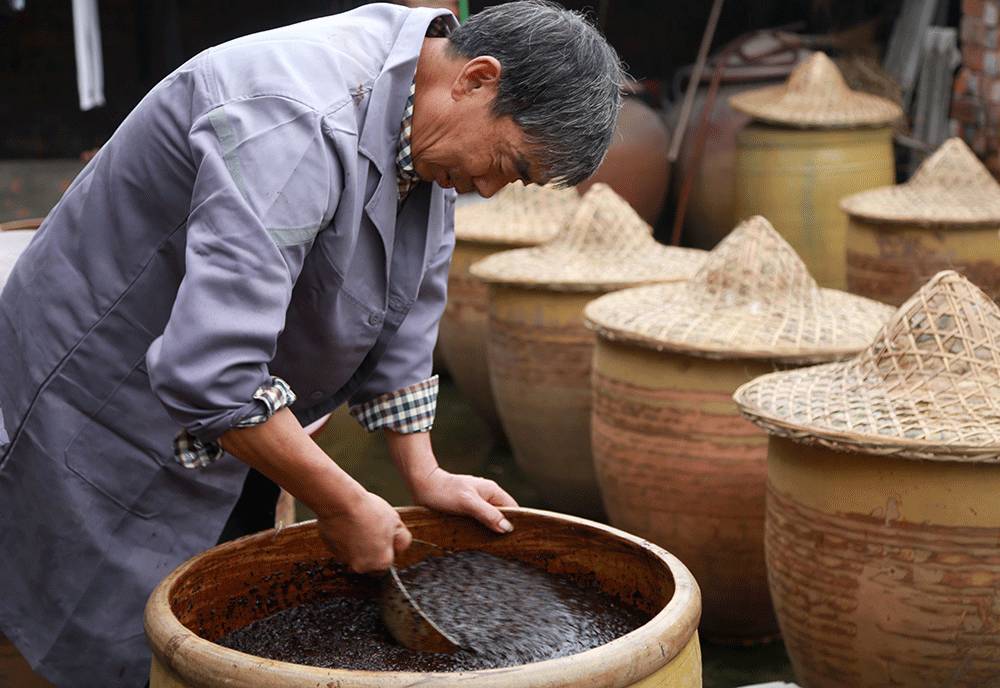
[470,185,704,519]
[585,217,892,642]
[145,507,703,688]
[842,137,1000,305]
[730,52,900,290]
[736,271,1000,688]
[442,183,578,435]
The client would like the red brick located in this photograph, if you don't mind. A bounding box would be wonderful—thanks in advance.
[955,68,981,96]
[963,16,1000,46]
[966,0,986,18]
[967,46,1000,75]
[952,94,984,120]
[965,44,985,70]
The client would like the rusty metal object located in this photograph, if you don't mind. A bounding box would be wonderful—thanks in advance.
[667,32,804,249]
[667,0,725,167]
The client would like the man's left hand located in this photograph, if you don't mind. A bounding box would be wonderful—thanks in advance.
[384,429,518,534]
[411,467,517,534]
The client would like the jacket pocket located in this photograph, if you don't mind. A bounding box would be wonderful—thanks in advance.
[64,360,174,519]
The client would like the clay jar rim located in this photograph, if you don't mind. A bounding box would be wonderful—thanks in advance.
[0,218,44,232]
[144,507,702,688]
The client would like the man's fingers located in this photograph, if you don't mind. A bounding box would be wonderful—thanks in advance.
[393,523,413,555]
[461,491,513,534]
[351,545,396,574]
[479,479,518,508]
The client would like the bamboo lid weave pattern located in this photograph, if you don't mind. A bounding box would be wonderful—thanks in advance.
[729,52,902,128]
[734,271,1000,462]
[841,138,1000,226]
[584,215,894,363]
[454,181,580,246]
[470,184,704,292]
[0,229,34,288]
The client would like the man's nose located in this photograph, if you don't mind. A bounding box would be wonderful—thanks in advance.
[474,176,507,198]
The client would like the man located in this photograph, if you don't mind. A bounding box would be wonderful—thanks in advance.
[0,1,623,685]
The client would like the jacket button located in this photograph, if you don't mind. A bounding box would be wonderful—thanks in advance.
[368,312,383,326]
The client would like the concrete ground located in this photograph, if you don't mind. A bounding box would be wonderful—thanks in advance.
[310,375,798,688]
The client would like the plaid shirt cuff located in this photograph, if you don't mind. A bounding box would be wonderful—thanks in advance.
[173,377,297,468]
[349,375,439,434]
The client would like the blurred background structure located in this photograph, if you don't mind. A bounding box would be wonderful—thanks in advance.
[1,0,977,237]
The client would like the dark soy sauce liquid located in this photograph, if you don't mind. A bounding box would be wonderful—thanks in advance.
[219,551,651,672]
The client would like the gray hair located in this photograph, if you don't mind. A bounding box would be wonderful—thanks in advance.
[447,0,624,187]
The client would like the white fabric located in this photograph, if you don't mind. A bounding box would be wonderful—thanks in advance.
[0,230,35,288]
[303,412,332,436]
[72,0,105,111]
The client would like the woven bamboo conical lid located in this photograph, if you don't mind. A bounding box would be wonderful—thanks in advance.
[841,138,1000,226]
[470,184,704,292]
[729,52,902,128]
[454,181,580,246]
[585,216,893,362]
[735,271,1000,461]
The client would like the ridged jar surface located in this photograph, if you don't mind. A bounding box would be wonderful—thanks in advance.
[735,125,895,290]
[487,285,604,519]
[592,338,779,641]
[846,218,1000,306]
[438,240,512,435]
[766,436,1000,687]
[146,508,703,688]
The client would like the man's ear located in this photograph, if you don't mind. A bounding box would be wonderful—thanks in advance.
[452,56,502,100]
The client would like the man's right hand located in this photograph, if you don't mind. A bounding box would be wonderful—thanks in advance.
[317,491,412,573]
[219,408,411,573]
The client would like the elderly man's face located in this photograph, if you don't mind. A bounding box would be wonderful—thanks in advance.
[409,52,543,197]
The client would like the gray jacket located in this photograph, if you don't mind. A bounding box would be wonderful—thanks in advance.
[0,5,456,686]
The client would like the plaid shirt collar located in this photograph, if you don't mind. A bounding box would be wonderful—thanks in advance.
[396,15,453,200]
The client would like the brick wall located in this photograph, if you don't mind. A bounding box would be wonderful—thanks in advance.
[953,0,1000,175]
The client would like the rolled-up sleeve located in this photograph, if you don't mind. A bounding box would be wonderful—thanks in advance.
[347,194,455,432]
[147,95,341,443]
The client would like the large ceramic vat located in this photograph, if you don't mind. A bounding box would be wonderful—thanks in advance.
[585,217,892,643]
[145,507,703,687]
[843,137,1000,305]
[735,271,1000,687]
[470,185,703,519]
[578,97,671,226]
[0,635,52,688]
[731,52,900,289]
[441,183,578,435]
